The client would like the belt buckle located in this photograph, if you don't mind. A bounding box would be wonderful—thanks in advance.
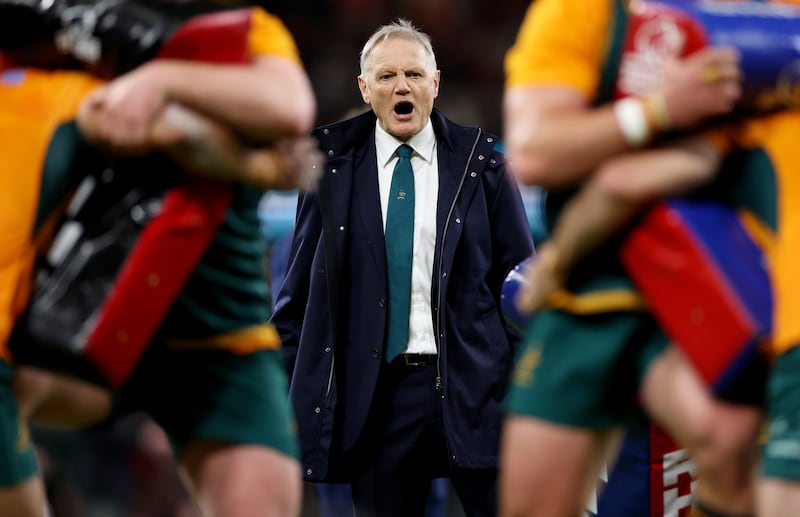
[402,354,435,366]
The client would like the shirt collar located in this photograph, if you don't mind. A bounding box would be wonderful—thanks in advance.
[375,119,436,167]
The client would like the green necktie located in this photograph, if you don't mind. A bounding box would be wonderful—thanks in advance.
[384,144,415,362]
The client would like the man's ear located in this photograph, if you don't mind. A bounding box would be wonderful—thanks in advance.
[357,75,370,105]
[433,70,441,99]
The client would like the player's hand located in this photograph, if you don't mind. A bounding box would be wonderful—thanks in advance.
[515,244,565,314]
[660,46,742,129]
[77,61,170,155]
[274,136,324,192]
[239,137,322,192]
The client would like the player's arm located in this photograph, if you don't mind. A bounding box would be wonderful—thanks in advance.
[516,135,725,313]
[77,55,315,155]
[504,46,740,190]
[147,103,322,191]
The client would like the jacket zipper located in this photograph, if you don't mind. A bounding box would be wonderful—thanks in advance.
[433,129,482,392]
[325,355,335,399]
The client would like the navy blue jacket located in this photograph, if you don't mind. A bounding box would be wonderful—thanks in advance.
[272,108,534,481]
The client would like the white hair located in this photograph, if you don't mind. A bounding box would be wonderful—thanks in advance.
[359,18,437,77]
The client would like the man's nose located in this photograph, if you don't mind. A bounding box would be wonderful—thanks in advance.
[394,75,410,92]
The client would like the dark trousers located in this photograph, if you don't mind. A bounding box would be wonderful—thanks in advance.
[346,358,497,517]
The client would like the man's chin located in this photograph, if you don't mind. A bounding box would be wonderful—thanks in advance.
[385,121,420,141]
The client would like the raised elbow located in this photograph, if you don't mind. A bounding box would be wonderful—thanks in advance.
[251,57,318,138]
[262,81,316,137]
[291,94,316,135]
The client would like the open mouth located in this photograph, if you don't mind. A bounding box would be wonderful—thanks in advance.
[394,101,414,115]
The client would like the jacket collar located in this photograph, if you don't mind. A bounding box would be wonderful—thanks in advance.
[315,107,477,157]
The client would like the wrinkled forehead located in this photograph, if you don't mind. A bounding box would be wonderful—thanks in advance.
[364,35,436,75]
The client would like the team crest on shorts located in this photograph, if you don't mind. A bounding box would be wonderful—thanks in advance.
[16,422,30,453]
[512,344,542,387]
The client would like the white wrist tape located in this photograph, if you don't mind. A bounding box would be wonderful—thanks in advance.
[614,97,650,147]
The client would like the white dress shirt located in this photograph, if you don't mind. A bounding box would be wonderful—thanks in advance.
[375,120,438,355]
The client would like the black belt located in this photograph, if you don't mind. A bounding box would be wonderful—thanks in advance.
[400,353,437,366]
